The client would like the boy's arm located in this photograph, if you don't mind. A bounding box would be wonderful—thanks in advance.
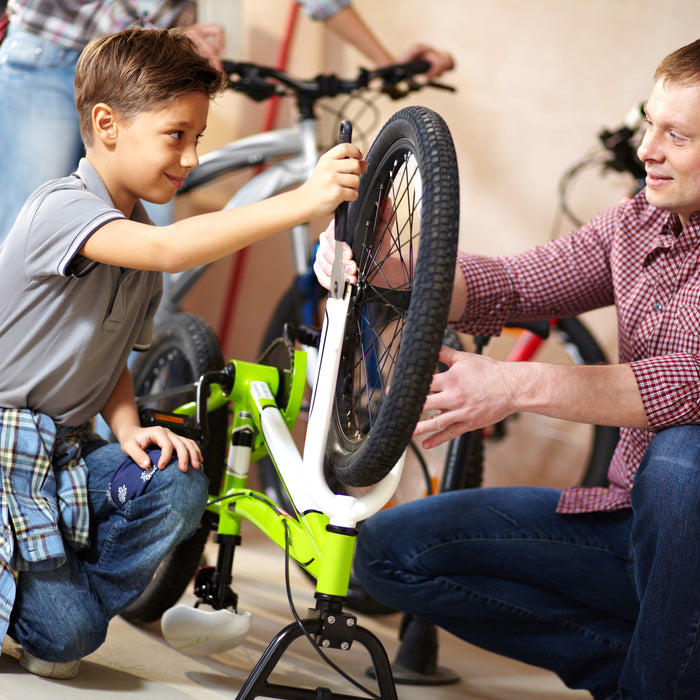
[81,143,365,272]
[100,365,202,472]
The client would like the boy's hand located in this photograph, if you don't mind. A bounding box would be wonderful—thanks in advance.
[299,143,367,220]
[119,425,203,473]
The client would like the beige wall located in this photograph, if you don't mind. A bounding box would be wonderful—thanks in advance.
[181,0,700,363]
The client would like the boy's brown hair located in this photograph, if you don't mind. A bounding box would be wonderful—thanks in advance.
[75,27,226,146]
[655,38,700,87]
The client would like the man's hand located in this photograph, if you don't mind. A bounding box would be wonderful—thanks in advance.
[314,221,357,289]
[118,425,203,473]
[414,346,518,449]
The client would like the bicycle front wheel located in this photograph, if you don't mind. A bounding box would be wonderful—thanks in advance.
[328,106,460,487]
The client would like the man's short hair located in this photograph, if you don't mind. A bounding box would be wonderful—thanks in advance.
[75,27,226,146]
[655,39,700,87]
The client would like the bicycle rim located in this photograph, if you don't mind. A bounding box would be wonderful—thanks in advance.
[327,106,459,487]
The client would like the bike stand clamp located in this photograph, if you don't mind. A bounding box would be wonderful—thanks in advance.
[236,613,398,699]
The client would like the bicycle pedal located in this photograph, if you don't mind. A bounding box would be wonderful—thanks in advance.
[161,604,252,656]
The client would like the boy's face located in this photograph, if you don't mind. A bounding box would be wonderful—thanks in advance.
[637,80,700,226]
[105,91,209,212]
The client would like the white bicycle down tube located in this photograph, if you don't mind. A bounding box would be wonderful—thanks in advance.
[302,288,404,529]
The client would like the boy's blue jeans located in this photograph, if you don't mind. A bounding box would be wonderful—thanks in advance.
[8,442,208,662]
[354,425,700,700]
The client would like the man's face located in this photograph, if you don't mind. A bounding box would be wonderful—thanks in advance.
[637,80,700,225]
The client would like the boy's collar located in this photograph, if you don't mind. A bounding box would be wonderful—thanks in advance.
[76,158,152,224]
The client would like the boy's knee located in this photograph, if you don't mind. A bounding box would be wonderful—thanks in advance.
[153,461,209,527]
[14,603,108,662]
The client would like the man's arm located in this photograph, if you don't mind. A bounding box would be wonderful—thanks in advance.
[414,346,648,449]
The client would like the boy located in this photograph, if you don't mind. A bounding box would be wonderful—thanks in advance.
[0,26,365,679]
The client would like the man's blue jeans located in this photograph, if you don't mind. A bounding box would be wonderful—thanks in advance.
[354,425,700,699]
[8,442,208,662]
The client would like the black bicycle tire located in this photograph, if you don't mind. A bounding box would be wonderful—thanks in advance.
[120,312,228,623]
[328,106,460,487]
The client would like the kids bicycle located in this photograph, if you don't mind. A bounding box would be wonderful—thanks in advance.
[125,106,460,699]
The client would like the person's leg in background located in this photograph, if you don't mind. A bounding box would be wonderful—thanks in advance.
[0,25,83,242]
[354,486,637,699]
[0,24,175,243]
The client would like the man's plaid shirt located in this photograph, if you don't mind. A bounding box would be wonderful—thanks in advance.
[453,190,700,513]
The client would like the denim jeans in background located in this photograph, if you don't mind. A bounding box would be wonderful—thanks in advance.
[8,441,208,662]
[0,24,173,244]
[0,25,83,242]
[354,425,700,700]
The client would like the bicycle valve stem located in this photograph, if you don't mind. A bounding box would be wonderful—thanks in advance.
[331,121,353,299]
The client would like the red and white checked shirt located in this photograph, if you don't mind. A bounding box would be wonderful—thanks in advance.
[452,190,700,513]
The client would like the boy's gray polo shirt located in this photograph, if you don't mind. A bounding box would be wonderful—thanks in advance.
[0,159,162,426]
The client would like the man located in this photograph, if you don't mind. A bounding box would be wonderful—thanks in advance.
[315,38,700,700]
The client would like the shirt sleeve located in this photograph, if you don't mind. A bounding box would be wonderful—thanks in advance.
[22,185,122,278]
[451,208,618,336]
[631,354,700,428]
[295,0,351,20]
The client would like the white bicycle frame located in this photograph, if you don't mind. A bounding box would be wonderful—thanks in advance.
[161,267,406,657]
[257,284,405,528]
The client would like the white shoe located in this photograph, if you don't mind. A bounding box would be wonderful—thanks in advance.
[19,649,81,679]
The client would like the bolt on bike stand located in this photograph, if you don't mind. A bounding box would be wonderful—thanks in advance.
[236,523,398,700]
[236,593,397,700]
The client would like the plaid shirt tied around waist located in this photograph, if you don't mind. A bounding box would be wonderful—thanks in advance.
[0,408,90,651]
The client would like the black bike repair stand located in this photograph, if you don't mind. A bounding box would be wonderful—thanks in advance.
[236,594,398,700]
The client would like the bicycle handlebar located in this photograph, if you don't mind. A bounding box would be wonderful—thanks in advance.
[220,58,454,109]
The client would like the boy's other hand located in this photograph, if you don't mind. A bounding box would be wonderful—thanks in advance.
[299,143,367,220]
[119,425,203,473]
[314,221,357,289]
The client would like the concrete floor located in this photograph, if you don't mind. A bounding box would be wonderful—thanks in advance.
[0,525,592,700]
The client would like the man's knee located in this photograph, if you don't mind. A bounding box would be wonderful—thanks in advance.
[634,425,700,520]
